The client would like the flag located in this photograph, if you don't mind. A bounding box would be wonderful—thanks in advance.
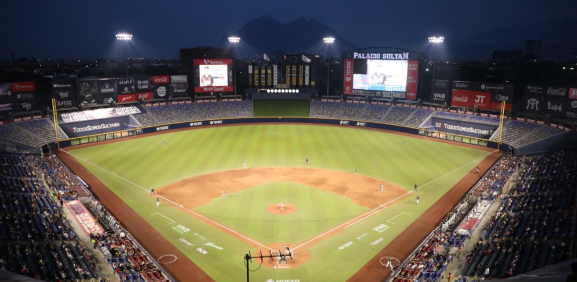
[263,53,270,61]
[302,54,311,63]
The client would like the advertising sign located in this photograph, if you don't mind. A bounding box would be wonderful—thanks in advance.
[431,80,449,103]
[0,83,11,103]
[405,60,419,100]
[451,90,472,107]
[432,117,497,139]
[343,59,354,95]
[11,81,36,92]
[171,83,188,97]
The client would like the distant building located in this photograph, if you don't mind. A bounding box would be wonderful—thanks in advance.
[525,39,542,60]
[492,50,523,63]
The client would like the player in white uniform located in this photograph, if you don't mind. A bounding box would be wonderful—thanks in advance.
[416,195,420,205]
[221,190,227,198]
[355,168,359,174]
[385,257,394,272]
[156,197,160,208]
[244,163,248,170]
[380,184,383,192]
[280,202,285,212]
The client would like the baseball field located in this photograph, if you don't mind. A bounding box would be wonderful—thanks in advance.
[57,124,499,282]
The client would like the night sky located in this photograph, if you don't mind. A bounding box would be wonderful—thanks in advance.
[1,0,576,60]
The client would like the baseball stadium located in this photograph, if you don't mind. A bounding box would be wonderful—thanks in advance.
[1,34,577,282]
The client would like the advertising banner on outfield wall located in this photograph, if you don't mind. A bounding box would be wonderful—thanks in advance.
[524,85,545,96]
[11,81,36,93]
[566,94,577,119]
[134,76,151,91]
[405,60,419,100]
[153,84,170,99]
[55,99,76,108]
[76,80,97,106]
[117,77,135,94]
[96,79,118,104]
[59,116,130,138]
[432,117,497,139]
[11,92,36,102]
[451,90,472,107]
[170,75,188,83]
[0,83,11,103]
[431,80,449,103]
[452,81,481,91]
[59,106,141,123]
[489,102,512,111]
[481,83,514,95]
[343,59,353,95]
[12,101,38,112]
[545,86,568,97]
[52,80,75,101]
[523,93,544,113]
[117,94,137,103]
[471,91,491,109]
[171,83,188,98]
[0,103,12,112]
[152,76,170,84]
[545,95,566,117]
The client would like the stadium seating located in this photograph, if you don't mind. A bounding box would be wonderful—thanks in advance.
[134,101,254,127]
[0,154,99,281]
[0,120,56,148]
[460,151,575,279]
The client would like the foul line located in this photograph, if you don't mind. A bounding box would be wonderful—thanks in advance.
[63,150,275,252]
[293,150,496,251]
[151,212,175,225]
[387,212,412,225]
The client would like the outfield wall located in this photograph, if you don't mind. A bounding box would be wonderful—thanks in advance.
[56,117,500,149]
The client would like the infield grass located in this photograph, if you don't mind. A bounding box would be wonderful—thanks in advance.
[69,124,490,282]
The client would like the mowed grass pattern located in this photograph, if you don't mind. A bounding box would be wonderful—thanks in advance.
[195,182,369,244]
[69,124,491,282]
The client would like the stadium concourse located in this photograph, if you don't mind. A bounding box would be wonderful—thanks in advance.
[0,99,574,282]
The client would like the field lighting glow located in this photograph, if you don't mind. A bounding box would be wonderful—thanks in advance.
[116,33,132,40]
[428,36,444,43]
[323,37,335,43]
[228,37,241,43]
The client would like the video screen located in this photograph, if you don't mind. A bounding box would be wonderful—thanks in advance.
[353,60,408,92]
[198,65,228,87]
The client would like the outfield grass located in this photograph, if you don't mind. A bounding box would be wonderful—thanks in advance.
[253,100,311,116]
[69,124,490,282]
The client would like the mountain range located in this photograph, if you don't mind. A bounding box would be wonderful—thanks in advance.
[215,16,577,60]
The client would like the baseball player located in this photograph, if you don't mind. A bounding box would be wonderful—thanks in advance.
[161,140,165,146]
[298,130,301,135]
[416,195,420,205]
[156,197,160,208]
[385,257,394,272]
[278,252,288,264]
[221,190,227,198]
[476,166,480,174]
[285,245,291,255]
[355,168,359,174]
[280,202,285,212]
[380,184,383,192]
[402,140,406,145]
[243,163,248,170]
[305,158,308,165]
[414,184,418,192]
[150,188,155,196]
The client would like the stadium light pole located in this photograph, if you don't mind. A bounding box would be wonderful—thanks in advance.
[323,37,335,96]
[116,33,132,77]
[229,37,241,95]
[428,36,444,80]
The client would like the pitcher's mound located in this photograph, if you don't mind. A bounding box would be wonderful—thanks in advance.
[267,203,296,215]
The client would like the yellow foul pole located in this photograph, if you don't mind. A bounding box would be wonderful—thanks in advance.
[51,98,60,149]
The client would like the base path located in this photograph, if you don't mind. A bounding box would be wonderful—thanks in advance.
[347,150,503,282]
[158,167,407,210]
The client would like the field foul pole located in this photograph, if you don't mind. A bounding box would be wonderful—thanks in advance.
[51,98,60,149]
